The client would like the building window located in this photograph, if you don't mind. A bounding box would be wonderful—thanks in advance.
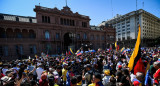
[29,31,36,39]
[67,19,69,25]
[101,35,104,40]
[48,17,50,23]
[77,34,80,40]
[46,44,51,54]
[42,16,44,23]
[45,30,50,40]
[45,16,47,23]
[56,33,60,39]
[60,18,63,25]
[122,26,125,28]
[30,45,37,54]
[57,46,61,54]
[17,32,22,38]
[42,16,50,23]
[96,35,99,40]
[0,31,6,38]
[15,45,23,55]
[91,35,94,40]
[83,33,87,40]
[72,20,75,26]
[70,19,72,26]
[64,19,66,25]
[0,46,8,56]
[82,22,87,27]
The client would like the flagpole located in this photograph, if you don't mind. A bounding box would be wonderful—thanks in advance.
[66,0,67,6]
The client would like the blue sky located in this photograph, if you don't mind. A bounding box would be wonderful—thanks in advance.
[0,0,160,25]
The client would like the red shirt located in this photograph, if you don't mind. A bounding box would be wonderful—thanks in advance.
[0,73,5,79]
[39,79,48,86]
[154,69,160,84]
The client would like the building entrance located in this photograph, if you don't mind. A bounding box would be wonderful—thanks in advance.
[64,32,75,52]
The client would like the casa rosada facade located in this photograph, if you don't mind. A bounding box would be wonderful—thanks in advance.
[0,5,115,60]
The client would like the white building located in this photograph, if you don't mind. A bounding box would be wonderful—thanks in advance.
[99,9,160,42]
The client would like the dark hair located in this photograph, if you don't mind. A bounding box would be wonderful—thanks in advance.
[71,76,77,84]
[76,75,82,83]
[57,66,62,70]
[122,68,129,76]
[94,73,102,81]
[67,66,72,70]
[30,80,37,86]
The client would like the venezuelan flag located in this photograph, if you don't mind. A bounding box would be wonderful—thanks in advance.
[115,41,117,48]
[121,47,125,54]
[77,51,82,56]
[128,25,145,74]
[115,41,119,51]
[68,48,74,55]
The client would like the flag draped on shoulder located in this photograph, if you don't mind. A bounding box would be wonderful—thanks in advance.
[128,25,145,74]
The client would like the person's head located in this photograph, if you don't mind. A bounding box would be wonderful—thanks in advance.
[41,74,47,80]
[85,64,91,71]
[63,63,68,69]
[71,76,77,86]
[20,64,25,68]
[118,65,122,70]
[3,64,8,68]
[38,64,43,68]
[136,72,144,82]
[110,76,116,84]
[49,68,54,73]
[122,68,129,76]
[56,66,61,72]
[153,62,160,69]
[28,73,34,79]
[30,80,37,86]
[93,73,102,83]
[13,64,16,67]
[67,66,72,71]
[28,63,31,66]
[76,75,82,83]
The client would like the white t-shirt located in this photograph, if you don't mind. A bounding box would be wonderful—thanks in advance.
[102,76,111,85]
[36,67,44,79]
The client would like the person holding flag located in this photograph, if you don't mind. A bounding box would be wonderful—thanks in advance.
[128,24,145,75]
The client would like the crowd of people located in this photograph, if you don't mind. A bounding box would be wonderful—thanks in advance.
[0,47,160,86]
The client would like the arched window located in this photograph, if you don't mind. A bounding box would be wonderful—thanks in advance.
[29,30,36,39]
[45,30,50,39]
